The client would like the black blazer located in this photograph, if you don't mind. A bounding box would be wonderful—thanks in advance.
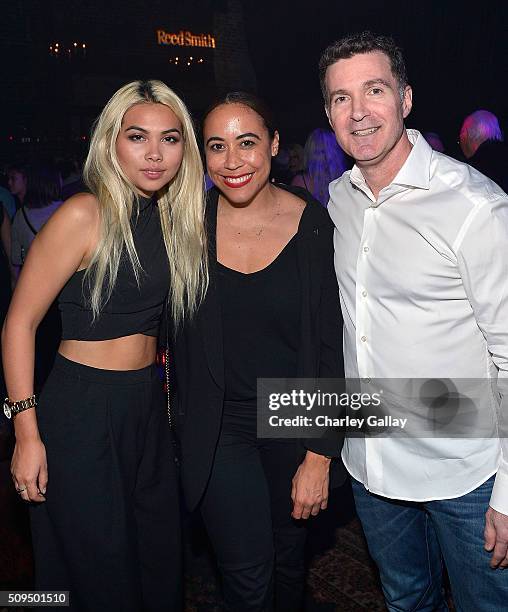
[171,184,346,511]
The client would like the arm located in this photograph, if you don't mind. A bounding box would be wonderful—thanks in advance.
[291,451,331,519]
[1,194,99,503]
[456,192,508,568]
[304,220,344,456]
[292,221,344,519]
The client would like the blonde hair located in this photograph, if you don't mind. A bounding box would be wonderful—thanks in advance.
[83,80,208,326]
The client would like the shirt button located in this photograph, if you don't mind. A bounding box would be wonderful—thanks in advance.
[362,290,367,297]
[363,246,369,253]
[361,336,367,342]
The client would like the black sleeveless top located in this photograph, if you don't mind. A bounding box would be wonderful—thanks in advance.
[59,196,170,341]
[217,235,301,402]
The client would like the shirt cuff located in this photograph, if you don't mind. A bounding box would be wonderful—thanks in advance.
[489,468,508,515]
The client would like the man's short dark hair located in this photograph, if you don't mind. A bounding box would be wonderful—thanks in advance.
[318,31,408,106]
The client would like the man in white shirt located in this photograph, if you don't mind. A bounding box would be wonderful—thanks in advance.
[320,31,508,610]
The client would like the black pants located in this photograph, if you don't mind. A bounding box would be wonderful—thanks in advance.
[200,401,307,612]
[30,354,181,611]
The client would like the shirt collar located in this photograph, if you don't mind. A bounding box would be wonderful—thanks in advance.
[349,129,432,197]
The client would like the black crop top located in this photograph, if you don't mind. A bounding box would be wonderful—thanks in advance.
[59,197,170,341]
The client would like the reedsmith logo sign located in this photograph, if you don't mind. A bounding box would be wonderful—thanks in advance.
[157,29,216,48]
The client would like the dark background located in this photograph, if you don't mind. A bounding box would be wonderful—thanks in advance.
[246,0,507,152]
[2,0,507,160]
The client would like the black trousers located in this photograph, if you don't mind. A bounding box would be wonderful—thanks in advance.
[30,354,181,611]
[200,401,307,612]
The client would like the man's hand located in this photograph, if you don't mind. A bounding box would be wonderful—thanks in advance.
[484,506,508,568]
[291,451,331,520]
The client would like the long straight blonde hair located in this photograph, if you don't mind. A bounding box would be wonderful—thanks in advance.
[83,80,208,326]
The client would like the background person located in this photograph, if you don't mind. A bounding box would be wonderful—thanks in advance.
[172,91,345,612]
[291,127,349,206]
[0,204,12,290]
[459,109,508,191]
[11,161,63,279]
[2,79,208,611]
[10,161,64,388]
[7,162,28,211]
[0,206,12,397]
[57,157,86,201]
[287,142,304,179]
[271,144,293,184]
[0,182,16,220]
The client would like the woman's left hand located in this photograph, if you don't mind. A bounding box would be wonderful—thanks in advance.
[291,451,331,519]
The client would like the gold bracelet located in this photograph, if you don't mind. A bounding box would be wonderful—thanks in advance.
[3,394,37,419]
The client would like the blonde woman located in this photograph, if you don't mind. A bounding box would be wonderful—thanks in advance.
[1,80,207,611]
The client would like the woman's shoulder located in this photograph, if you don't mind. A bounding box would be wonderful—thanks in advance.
[278,185,306,212]
[275,182,317,205]
[275,183,331,225]
[54,192,99,227]
[34,193,100,251]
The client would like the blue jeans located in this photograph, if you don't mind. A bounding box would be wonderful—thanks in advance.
[351,476,508,612]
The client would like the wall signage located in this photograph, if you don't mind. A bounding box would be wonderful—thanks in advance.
[157,29,216,49]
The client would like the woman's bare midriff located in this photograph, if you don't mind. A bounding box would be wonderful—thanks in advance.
[58,334,158,371]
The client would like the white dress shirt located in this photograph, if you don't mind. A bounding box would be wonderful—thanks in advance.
[328,129,508,513]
